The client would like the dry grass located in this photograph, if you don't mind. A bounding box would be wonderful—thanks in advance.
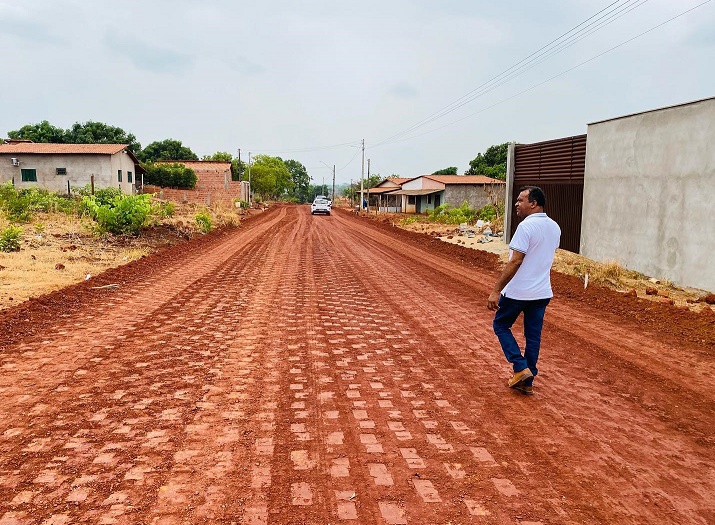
[378,212,713,312]
[553,253,645,288]
[0,201,243,311]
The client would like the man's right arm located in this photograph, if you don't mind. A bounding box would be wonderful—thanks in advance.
[487,250,525,310]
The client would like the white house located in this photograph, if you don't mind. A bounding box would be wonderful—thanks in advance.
[0,141,144,194]
[389,175,505,214]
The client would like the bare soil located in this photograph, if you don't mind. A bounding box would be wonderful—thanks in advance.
[368,211,714,313]
[0,204,713,524]
[0,202,248,311]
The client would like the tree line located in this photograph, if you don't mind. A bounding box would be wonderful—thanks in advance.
[432,142,510,180]
[4,120,311,201]
[5,120,511,198]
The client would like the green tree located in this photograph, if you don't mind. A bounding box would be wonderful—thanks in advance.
[202,151,233,162]
[138,139,198,162]
[231,159,246,181]
[309,184,329,201]
[201,152,246,181]
[7,120,67,143]
[249,155,292,199]
[66,121,141,153]
[366,173,381,189]
[465,142,510,180]
[142,162,197,189]
[7,120,142,153]
[284,159,311,203]
[432,166,458,175]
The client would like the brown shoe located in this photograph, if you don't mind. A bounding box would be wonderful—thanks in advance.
[507,368,533,388]
[514,384,533,396]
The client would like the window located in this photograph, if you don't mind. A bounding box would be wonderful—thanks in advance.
[408,195,416,205]
[127,171,133,183]
[427,194,432,204]
[118,169,122,182]
[56,167,67,175]
[21,169,37,182]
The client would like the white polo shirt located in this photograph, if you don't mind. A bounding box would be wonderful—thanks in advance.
[501,212,561,300]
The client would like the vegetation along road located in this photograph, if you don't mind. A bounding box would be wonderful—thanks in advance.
[0,204,713,524]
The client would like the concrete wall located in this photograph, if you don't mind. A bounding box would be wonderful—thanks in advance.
[110,152,138,193]
[581,97,715,292]
[444,185,503,210]
[0,153,135,193]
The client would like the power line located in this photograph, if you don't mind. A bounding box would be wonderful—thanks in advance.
[370,0,712,149]
[337,145,361,173]
[243,139,362,155]
[373,0,651,147]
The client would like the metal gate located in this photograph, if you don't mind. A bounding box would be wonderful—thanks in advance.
[509,135,586,253]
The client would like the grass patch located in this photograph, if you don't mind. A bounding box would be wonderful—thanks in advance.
[0,225,22,252]
[194,212,213,233]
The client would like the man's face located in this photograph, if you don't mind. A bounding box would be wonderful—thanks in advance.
[515,190,533,218]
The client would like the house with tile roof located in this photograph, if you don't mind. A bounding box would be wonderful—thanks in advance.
[370,174,505,214]
[367,177,413,212]
[0,140,144,194]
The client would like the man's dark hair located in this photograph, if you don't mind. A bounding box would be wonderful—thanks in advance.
[520,186,546,207]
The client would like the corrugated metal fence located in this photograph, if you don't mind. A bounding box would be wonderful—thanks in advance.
[511,134,586,253]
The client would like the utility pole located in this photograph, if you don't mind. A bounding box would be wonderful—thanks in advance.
[248,151,252,206]
[367,158,371,213]
[332,164,335,203]
[360,139,365,211]
[237,148,241,181]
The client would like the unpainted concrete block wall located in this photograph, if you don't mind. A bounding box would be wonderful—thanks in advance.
[444,185,504,211]
[581,97,715,292]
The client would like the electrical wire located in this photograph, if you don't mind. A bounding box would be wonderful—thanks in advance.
[337,145,361,173]
[243,140,362,155]
[369,0,712,149]
[373,0,652,147]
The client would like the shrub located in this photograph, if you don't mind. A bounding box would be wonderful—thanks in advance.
[93,187,124,206]
[427,201,478,224]
[152,201,176,219]
[400,216,420,225]
[83,193,153,235]
[142,162,197,189]
[194,212,212,233]
[0,183,75,222]
[0,225,22,252]
[476,204,498,221]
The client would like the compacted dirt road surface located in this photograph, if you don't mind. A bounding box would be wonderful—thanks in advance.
[1,205,713,524]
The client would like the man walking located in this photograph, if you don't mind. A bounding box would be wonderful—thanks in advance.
[487,186,561,395]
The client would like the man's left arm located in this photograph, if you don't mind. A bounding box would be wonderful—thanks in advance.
[487,250,525,310]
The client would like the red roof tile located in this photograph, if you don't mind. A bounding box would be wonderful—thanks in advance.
[0,143,130,155]
[424,175,505,184]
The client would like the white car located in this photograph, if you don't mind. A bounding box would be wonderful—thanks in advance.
[311,198,331,215]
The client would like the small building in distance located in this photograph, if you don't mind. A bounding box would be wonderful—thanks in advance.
[383,175,505,214]
[0,140,143,193]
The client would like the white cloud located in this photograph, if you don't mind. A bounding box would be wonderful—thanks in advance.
[0,0,713,181]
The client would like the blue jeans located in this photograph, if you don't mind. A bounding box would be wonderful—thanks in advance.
[493,295,551,385]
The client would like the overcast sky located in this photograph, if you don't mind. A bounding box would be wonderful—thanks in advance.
[1,0,713,185]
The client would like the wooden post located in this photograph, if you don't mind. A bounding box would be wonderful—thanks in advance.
[67,180,70,196]
[90,175,95,195]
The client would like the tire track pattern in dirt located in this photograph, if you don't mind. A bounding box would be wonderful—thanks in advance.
[0,205,713,524]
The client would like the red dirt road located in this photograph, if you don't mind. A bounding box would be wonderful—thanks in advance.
[1,205,713,524]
